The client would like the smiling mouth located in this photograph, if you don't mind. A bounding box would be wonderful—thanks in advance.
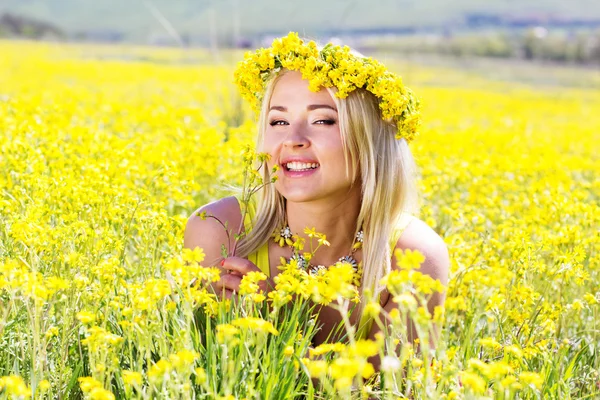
[284,162,320,172]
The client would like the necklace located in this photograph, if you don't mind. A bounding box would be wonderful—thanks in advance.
[272,224,364,277]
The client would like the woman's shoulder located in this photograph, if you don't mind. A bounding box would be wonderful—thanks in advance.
[184,196,243,265]
[393,217,450,284]
[188,196,243,224]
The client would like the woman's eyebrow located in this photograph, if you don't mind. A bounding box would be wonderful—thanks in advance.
[307,104,337,112]
[268,104,337,112]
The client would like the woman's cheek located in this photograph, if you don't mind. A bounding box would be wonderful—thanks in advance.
[262,133,280,156]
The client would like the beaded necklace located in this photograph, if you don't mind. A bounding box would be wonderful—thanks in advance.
[272,224,363,276]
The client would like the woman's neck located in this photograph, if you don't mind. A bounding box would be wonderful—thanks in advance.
[285,185,362,266]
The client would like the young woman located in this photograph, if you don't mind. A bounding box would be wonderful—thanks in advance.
[184,33,449,366]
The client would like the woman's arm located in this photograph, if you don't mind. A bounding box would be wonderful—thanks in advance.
[184,196,269,298]
[184,196,244,298]
[367,218,450,370]
[184,196,242,267]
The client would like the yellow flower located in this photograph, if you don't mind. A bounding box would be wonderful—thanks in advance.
[478,337,502,352]
[148,359,172,384]
[504,345,523,359]
[231,317,279,335]
[334,376,353,391]
[89,387,115,400]
[349,339,379,359]
[310,342,346,356]
[45,276,70,291]
[570,299,584,311]
[388,308,401,322]
[182,247,205,264]
[169,349,199,371]
[310,262,357,304]
[486,361,514,379]
[239,271,267,295]
[395,248,426,270]
[193,267,222,284]
[328,357,359,380]
[0,375,30,397]
[76,311,96,325]
[44,326,59,339]
[38,379,51,391]
[284,345,294,357]
[194,367,207,385]
[81,327,123,348]
[584,293,598,305]
[393,292,418,311]
[500,375,521,390]
[519,371,543,390]
[94,364,106,375]
[78,376,102,393]
[216,323,240,344]
[304,359,327,378]
[250,293,266,303]
[233,32,421,142]
[122,370,143,387]
[363,301,381,318]
[459,371,486,394]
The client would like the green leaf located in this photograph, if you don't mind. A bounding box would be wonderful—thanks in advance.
[221,244,228,258]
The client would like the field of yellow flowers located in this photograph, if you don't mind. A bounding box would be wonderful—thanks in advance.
[0,40,599,399]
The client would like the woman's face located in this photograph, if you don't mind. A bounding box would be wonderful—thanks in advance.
[262,71,357,203]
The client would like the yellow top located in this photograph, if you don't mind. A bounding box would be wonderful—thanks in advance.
[240,197,414,340]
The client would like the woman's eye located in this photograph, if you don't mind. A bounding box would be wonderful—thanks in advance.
[315,119,336,125]
[269,120,288,126]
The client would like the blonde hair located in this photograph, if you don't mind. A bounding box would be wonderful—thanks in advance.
[236,69,419,319]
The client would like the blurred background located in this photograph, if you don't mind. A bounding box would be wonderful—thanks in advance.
[2,0,600,67]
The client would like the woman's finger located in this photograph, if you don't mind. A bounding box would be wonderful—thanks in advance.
[208,285,234,300]
[216,272,242,292]
[221,256,262,276]
[208,276,239,300]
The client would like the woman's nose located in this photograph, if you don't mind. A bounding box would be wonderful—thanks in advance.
[283,124,310,148]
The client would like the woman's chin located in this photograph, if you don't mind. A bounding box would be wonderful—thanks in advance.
[278,187,322,203]
[280,192,317,203]
[277,182,358,204]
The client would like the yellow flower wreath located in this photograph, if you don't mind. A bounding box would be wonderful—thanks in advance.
[234,32,422,142]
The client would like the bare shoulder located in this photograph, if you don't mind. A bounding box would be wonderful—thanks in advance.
[186,196,243,229]
[184,196,243,266]
[394,217,450,285]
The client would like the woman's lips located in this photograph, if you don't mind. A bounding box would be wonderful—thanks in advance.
[280,161,320,178]
[282,167,319,178]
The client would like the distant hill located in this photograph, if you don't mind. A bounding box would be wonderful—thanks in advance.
[2,0,600,44]
[0,12,63,39]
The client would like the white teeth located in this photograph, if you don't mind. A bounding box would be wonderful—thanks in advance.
[285,162,319,171]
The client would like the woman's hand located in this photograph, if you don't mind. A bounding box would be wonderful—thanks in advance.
[210,256,273,299]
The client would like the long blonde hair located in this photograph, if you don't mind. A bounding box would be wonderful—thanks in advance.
[236,69,419,317]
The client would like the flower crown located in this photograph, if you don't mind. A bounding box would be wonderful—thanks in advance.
[234,32,422,142]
